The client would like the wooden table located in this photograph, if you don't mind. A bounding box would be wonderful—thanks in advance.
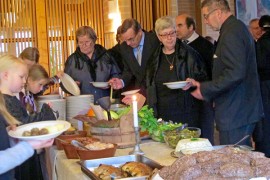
[47,141,176,180]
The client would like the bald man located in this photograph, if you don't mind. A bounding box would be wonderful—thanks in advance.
[176,14,215,144]
[249,18,262,41]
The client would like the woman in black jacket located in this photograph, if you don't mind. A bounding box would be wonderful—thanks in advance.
[64,26,120,103]
[146,16,207,126]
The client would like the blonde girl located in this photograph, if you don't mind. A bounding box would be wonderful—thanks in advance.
[0,55,53,178]
[0,55,28,95]
[0,55,56,124]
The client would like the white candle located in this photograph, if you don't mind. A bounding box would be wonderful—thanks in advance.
[132,95,139,127]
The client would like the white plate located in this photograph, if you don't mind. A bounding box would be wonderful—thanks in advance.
[60,73,80,96]
[163,81,189,89]
[37,95,61,100]
[90,82,109,88]
[121,89,140,96]
[8,120,71,140]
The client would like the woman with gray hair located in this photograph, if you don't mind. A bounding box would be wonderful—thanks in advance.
[64,26,120,103]
[146,16,207,126]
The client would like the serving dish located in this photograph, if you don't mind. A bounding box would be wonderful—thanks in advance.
[8,120,70,140]
[76,143,117,160]
[170,145,253,158]
[163,127,201,148]
[55,130,87,150]
[163,81,188,89]
[80,154,163,180]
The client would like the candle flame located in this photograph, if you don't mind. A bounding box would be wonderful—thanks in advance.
[132,95,137,101]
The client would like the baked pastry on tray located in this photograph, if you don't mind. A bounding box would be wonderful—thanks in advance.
[93,164,122,180]
[121,161,153,177]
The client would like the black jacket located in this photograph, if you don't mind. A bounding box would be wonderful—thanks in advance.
[3,95,56,124]
[120,31,160,90]
[64,44,120,102]
[201,15,263,131]
[146,39,207,116]
[256,30,270,81]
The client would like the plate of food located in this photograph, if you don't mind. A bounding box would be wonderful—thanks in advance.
[163,81,189,89]
[90,82,109,88]
[60,73,80,96]
[8,120,71,141]
[121,89,140,96]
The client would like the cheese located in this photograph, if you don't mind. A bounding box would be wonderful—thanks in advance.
[175,138,212,154]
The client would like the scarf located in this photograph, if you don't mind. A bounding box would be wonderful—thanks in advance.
[74,47,97,81]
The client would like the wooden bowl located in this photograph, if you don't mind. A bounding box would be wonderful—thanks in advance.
[62,142,79,159]
[76,143,117,160]
[61,137,100,159]
[55,130,87,150]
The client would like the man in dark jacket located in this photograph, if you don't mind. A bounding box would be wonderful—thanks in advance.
[184,0,263,146]
[109,18,160,94]
[176,14,215,144]
[254,15,270,157]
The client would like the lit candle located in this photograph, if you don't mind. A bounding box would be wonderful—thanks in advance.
[132,95,139,127]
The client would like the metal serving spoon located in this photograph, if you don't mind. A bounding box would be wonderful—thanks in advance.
[71,140,90,150]
[233,135,250,147]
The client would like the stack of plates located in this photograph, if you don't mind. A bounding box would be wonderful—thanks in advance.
[38,94,61,100]
[66,95,94,128]
[37,98,66,120]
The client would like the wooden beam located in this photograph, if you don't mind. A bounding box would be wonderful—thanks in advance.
[35,0,50,74]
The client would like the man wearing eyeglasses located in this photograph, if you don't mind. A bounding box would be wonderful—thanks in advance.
[184,0,263,146]
[109,18,159,94]
[175,14,215,144]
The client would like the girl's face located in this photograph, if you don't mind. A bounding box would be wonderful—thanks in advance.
[27,78,48,94]
[5,65,28,94]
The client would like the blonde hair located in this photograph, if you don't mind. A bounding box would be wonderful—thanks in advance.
[155,16,176,35]
[28,64,49,82]
[19,47,40,63]
[0,54,26,73]
[0,55,25,125]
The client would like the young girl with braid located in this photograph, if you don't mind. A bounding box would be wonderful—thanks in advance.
[0,55,53,179]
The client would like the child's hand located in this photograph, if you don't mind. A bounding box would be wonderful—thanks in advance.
[27,138,54,149]
[56,71,64,78]
[7,124,17,131]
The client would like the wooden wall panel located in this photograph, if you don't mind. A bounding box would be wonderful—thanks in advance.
[0,0,36,56]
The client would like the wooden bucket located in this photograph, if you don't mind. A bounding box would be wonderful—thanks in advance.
[90,114,136,148]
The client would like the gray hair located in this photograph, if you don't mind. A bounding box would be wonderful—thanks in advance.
[201,0,230,12]
[155,16,176,35]
[76,26,97,43]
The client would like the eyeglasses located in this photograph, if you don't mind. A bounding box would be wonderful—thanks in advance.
[203,9,218,20]
[159,31,176,38]
[78,41,92,47]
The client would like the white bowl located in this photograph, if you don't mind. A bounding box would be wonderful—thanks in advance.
[121,89,140,96]
[163,81,188,89]
[90,82,109,88]
[8,120,71,140]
